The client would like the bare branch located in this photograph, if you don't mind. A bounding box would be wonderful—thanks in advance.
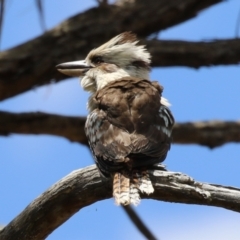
[173,121,240,148]
[0,111,88,145]
[0,111,239,148]
[0,165,240,240]
[0,0,224,101]
[147,39,240,68]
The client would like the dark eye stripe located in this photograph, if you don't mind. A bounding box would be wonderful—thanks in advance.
[92,56,104,64]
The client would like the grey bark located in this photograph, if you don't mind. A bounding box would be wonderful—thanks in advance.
[1,165,240,240]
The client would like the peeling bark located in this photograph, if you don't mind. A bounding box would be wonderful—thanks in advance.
[1,165,240,240]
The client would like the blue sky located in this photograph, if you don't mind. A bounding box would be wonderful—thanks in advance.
[0,1,240,239]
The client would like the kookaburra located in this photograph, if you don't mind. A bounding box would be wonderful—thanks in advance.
[56,32,174,206]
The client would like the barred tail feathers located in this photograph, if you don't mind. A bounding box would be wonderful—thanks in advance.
[113,170,154,206]
[113,171,131,205]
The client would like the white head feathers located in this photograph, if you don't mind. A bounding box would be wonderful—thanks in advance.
[86,32,151,68]
[79,32,152,92]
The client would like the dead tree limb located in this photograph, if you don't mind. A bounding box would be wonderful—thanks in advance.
[0,165,240,240]
[0,0,224,101]
[0,111,239,148]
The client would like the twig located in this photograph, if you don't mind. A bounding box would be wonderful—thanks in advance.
[123,205,158,240]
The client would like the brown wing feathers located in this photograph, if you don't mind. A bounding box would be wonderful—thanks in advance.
[85,77,174,205]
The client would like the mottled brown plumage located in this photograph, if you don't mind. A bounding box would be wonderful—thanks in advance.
[85,77,174,204]
[56,32,174,205]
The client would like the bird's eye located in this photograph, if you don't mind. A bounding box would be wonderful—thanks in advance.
[92,56,104,65]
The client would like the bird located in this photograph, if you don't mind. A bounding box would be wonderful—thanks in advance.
[56,32,174,206]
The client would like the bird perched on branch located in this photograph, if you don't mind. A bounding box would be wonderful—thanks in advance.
[56,32,174,206]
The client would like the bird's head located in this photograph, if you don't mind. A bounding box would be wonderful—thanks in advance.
[56,32,151,92]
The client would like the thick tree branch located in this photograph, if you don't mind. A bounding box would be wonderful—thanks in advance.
[0,111,239,148]
[0,0,224,101]
[0,165,240,240]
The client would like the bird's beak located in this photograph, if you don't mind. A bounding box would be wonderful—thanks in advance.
[56,60,92,77]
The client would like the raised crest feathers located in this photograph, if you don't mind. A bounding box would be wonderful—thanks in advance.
[115,32,137,44]
[87,32,151,65]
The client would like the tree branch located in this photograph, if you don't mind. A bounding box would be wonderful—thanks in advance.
[147,39,240,68]
[1,165,240,240]
[173,121,240,148]
[0,0,224,101]
[0,111,239,148]
[0,111,88,145]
